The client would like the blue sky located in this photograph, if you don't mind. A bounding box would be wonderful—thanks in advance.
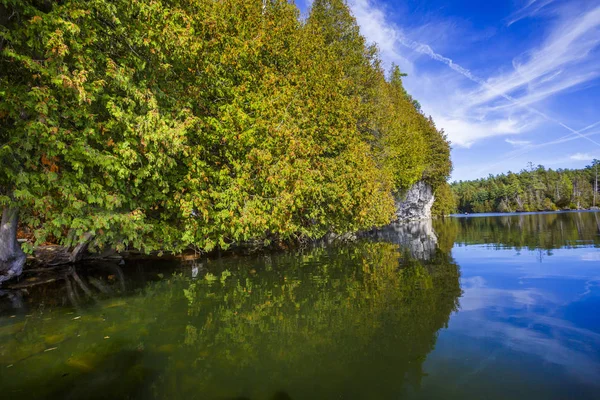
[297,0,600,181]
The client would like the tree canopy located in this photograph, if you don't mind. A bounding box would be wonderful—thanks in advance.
[1,0,453,263]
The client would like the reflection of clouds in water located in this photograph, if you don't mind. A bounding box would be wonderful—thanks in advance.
[452,316,600,385]
[459,276,552,311]
[581,252,600,261]
[580,278,600,297]
[455,276,600,385]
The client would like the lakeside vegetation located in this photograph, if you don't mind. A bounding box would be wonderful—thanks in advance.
[452,162,600,213]
[0,0,452,274]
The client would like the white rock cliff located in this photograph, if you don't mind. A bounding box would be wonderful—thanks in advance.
[395,181,434,221]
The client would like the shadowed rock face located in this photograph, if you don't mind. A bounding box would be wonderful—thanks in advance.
[395,181,434,221]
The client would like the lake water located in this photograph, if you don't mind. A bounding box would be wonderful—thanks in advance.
[1,211,599,399]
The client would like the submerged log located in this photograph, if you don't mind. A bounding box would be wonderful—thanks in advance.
[6,276,60,289]
[29,241,122,269]
[32,245,73,266]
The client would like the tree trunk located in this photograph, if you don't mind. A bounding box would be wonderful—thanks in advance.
[70,232,93,263]
[0,207,26,284]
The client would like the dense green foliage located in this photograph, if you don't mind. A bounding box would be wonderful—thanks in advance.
[452,162,600,213]
[431,181,456,217]
[1,0,451,255]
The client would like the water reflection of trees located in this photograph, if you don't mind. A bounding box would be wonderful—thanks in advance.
[434,212,600,251]
[0,264,128,315]
[6,213,598,398]
[0,239,461,399]
[164,241,461,399]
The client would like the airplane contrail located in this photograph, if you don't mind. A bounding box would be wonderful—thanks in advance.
[396,36,600,148]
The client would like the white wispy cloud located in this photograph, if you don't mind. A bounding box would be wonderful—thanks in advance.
[346,0,600,150]
[506,0,556,26]
[506,139,532,146]
[348,0,415,75]
[427,113,534,148]
[471,126,600,178]
[570,153,594,161]
[468,5,600,109]
[348,0,529,148]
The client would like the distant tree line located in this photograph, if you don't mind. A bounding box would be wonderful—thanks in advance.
[452,161,600,213]
[1,0,452,271]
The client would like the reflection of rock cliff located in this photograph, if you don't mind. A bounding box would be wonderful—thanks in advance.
[369,219,439,261]
[395,181,434,221]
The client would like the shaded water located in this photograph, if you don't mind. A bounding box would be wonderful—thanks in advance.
[1,212,599,399]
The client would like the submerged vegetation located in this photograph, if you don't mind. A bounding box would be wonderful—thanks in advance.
[452,162,600,213]
[0,0,452,275]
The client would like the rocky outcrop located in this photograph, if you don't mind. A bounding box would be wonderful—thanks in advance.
[395,181,434,221]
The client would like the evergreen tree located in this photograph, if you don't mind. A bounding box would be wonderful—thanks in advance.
[1,0,453,282]
[452,165,600,213]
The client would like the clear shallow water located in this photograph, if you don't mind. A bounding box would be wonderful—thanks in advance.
[0,212,599,399]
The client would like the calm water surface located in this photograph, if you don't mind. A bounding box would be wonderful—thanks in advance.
[1,212,599,399]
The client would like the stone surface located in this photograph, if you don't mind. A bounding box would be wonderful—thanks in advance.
[394,181,435,221]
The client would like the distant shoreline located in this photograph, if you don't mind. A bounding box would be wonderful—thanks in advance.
[450,209,600,218]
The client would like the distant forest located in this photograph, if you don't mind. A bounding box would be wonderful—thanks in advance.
[452,162,600,213]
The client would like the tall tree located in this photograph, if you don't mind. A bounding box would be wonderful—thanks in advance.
[1,0,454,282]
[1,0,195,280]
